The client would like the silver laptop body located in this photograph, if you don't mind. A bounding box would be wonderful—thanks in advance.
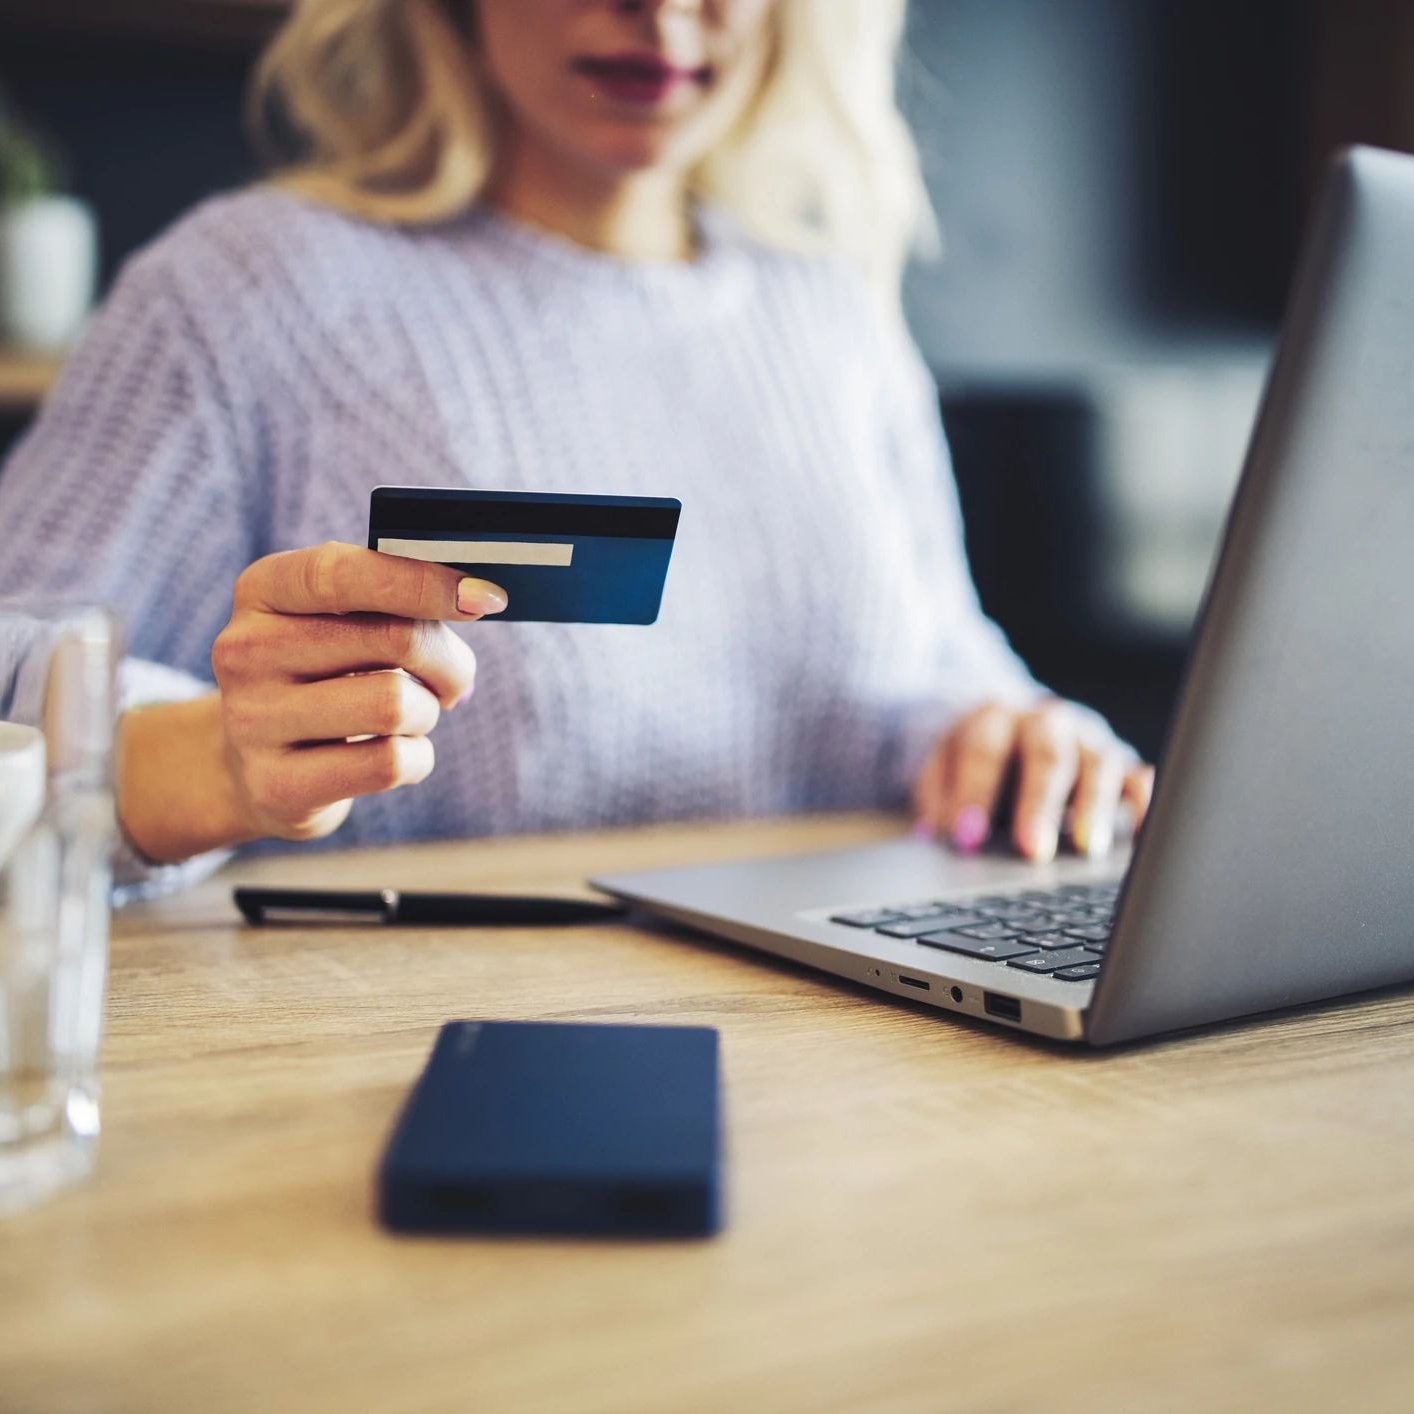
[594,146,1414,1046]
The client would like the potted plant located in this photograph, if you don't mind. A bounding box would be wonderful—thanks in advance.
[0,100,97,351]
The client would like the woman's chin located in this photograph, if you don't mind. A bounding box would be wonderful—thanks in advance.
[568,125,706,180]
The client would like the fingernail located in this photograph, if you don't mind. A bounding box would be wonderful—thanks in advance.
[951,805,989,854]
[913,818,935,841]
[453,681,476,708]
[458,579,507,616]
[1085,818,1113,860]
[1021,818,1059,864]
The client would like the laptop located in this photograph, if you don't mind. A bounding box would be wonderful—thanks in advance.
[593,145,1414,1046]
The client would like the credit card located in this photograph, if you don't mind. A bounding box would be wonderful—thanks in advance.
[368,486,682,624]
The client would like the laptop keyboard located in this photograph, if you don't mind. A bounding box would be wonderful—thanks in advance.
[829,882,1121,982]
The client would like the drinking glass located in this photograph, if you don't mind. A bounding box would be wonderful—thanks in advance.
[0,603,117,1214]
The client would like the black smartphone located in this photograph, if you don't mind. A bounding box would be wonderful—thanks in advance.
[378,1020,722,1237]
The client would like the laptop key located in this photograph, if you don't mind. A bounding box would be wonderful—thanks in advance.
[1068,885,1117,901]
[925,905,992,921]
[1054,963,1102,981]
[1007,915,1068,933]
[1063,925,1112,943]
[1007,947,1102,973]
[1029,932,1083,949]
[917,933,1039,961]
[830,907,908,928]
[976,901,1042,920]
[876,912,990,938]
[947,922,1025,942]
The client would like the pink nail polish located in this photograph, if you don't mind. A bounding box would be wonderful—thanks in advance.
[952,805,989,854]
[453,682,475,708]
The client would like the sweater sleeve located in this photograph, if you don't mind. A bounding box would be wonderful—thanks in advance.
[0,250,259,897]
[875,320,1137,800]
[875,322,1047,798]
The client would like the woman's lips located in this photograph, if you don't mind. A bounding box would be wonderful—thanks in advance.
[572,52,708,106]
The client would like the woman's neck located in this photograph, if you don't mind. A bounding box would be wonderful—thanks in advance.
[486,130,693,262]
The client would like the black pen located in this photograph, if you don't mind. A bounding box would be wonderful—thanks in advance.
[233,886,627,927]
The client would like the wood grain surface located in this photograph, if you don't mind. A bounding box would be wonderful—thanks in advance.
[2,812,1414,1413]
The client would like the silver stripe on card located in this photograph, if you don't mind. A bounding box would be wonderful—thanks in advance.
[376,538,575,567]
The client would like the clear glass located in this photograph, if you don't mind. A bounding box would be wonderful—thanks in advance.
[0,602,117,1215]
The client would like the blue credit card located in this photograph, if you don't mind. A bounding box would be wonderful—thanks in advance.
[368,486,681,624]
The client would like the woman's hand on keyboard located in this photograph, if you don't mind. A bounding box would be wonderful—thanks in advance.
[911,700,1154,864]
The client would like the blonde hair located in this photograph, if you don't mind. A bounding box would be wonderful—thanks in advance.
[253,0,935,302]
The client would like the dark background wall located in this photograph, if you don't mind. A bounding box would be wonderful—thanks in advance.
[0,13,255,292]
[2,0,1413,757]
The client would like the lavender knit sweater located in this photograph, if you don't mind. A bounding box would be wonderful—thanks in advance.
[0,188,1042,893]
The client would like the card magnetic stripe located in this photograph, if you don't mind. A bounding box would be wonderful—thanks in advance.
[370,490,680,540]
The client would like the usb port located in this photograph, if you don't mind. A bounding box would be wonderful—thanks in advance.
[897,974,931,991]
[984,991,1021,1021]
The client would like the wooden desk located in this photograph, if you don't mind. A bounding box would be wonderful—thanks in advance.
[3,813,1414,1412]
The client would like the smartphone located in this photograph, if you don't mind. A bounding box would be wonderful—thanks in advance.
[378,1020,722,1237]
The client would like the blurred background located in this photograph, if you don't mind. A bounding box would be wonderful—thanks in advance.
[0,0,1412,759]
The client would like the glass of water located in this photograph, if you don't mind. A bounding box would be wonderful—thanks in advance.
[0,602,117,1214]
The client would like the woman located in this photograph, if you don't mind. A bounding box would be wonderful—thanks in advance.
[0,0,1151,894]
